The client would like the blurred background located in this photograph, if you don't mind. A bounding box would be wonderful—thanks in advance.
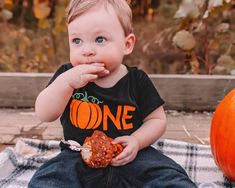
[0,0,235,75]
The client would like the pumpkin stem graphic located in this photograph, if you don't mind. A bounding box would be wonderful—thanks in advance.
[81,92,89,102]
[72,92,103,104]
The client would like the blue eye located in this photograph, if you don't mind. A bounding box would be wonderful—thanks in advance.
[72,38,82,45]
[95,36,107,44]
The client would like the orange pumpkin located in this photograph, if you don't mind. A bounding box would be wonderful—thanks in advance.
[70,94,102,129]
[210,88,235,181]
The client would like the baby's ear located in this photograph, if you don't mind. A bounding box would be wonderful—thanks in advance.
[124,33,135,55]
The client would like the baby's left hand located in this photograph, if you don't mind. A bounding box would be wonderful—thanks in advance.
[111,135,140,166]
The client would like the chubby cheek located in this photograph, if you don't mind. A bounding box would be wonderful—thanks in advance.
[69,50,81,66]
[103,52,123,71]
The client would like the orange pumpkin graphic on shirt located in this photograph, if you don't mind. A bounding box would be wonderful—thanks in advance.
[70,92,102,129]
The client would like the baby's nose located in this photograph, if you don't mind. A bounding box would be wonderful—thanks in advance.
[82,44,96,56]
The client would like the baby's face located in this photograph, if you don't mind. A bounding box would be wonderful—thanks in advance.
[68,4,131,72]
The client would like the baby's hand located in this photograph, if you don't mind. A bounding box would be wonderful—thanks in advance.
[63,63,109,89]
[111,135,140,166]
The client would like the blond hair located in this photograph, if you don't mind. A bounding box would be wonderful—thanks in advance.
[66,0,133,36]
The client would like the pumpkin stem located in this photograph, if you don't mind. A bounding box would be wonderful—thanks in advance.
[81,92,89,102]
[73,92,103,104]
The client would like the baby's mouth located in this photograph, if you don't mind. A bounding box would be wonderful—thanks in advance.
[86,62,95,64]
[85,62,101,65]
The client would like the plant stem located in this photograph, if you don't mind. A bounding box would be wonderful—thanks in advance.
[204,19,211,74]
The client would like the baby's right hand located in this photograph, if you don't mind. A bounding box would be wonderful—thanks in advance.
[63,63,109,89]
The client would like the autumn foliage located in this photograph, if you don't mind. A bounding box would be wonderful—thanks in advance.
[0,0,235,74]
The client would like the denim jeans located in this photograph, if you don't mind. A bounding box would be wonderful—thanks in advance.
[28,147,197,188]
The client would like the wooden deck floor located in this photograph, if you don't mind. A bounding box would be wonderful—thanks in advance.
[0,108,213,151]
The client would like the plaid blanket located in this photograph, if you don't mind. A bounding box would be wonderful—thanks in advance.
[0,138,234,188]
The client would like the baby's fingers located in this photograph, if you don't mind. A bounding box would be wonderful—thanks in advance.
[81,64,109,77]
[81,64,106,74]
[90,63,105,67]
[80,74,98,85]
[115,148,131,161]
[111,151,134,166]
[112,136,129,145]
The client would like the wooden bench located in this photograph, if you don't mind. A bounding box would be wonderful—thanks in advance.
[1,73,234,110]
[0,73,234,150]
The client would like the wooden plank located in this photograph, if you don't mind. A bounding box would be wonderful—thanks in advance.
[0,73,50,108]
[0,109,212,145]
[0,73,234,110]
[150,74,235,111]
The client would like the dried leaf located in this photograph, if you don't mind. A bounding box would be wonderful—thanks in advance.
[214,54,235,74]
[230,69,235,75]
[146,8,154,21]
[203,0,227,18]
[174,0,200,19]
[0,9,13,21]
[172,30,196,51]
[52,0,68,35]
[33,0,51,20]
[212,65,227,74]
[4,0,13,10]
[217,54,235,66]
[216,23,230,33]
[203,10,209,18]
[38,18,51,29]
[209,39,219,50]
[208,0,223,9]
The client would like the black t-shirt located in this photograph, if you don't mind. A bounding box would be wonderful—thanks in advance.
[47,63,164,144]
